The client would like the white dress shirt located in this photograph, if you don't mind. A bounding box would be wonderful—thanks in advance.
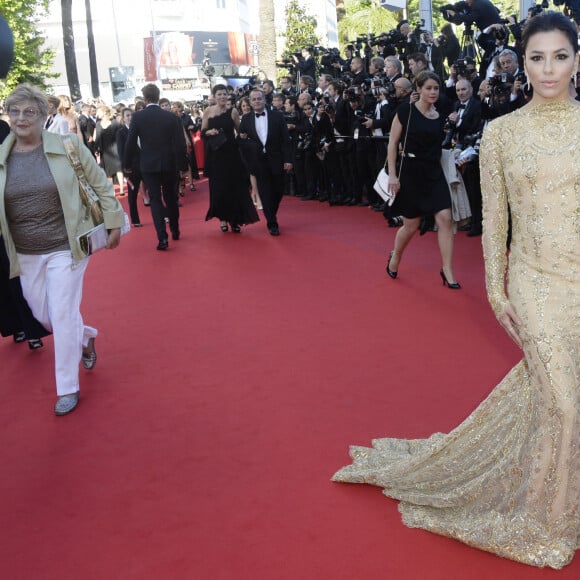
[255,111,268,151]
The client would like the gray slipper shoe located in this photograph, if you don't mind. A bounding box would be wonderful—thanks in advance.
[55,392,79,416]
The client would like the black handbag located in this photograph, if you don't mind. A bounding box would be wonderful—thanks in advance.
[207,130,227,151]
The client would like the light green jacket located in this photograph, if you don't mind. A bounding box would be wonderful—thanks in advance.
[0,131,125,278]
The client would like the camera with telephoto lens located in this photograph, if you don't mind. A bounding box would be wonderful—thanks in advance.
[489,72,515,90]
[354,109,371,122]
[439,4,469,25]
[345,85,362,102]
[452,58,476,79]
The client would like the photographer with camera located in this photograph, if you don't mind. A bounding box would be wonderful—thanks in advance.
[435,24,461,74]
[478,48,526,119]
[295,97,321,201]
[444,57,482,102]
[478,23,518,78]
[292,47,317,81]
[441,0,503,32]
[328,81,355,205]
[443,79,483,236]
[347,88,380,208]
[420,32,446,79]
[320,47,345,78]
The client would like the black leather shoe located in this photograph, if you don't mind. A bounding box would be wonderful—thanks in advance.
[356,200,370,207]
[157,239,169,251]
[172,231,180,241]
[269,225,280,236]
[301,194,317,201]
[467,227,482,237]
[231,224,241,233]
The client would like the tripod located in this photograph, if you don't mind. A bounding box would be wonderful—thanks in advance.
[460,25,482,65]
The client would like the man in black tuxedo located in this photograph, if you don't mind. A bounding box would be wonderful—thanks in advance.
[238,89,293,236]
[123,83,186,250]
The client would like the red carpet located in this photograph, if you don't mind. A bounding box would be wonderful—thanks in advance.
[2,181,577,579]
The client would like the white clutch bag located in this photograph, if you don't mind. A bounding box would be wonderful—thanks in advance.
[373,168,395,206]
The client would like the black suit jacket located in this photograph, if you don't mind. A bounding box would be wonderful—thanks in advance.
[238,109,292,175]
[116,124,140,173]
[78,114,96,149]
[296,56,316,80]
[451,0,502,31]
[123,104,185,174]
[454,97,482,143]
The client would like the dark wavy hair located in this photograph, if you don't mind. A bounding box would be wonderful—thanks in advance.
[522,11,578,55]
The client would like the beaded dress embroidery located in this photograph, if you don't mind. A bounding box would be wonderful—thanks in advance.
[332,101,580,569]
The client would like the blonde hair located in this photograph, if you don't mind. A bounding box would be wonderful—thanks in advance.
[97,105,113,122]
[5,84,49,118]
[57,94,72,115]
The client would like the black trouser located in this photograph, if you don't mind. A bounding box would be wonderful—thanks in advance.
[126,169,142,225]
[254,162,284,229]
[336,146,355,201]
[0,238,49,339]
[461,160,482,230]
[142,170,179,241]
[355,143,379,205]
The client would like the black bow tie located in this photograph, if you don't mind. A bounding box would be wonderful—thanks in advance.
[458,103,467,110]
[255,112,265,118]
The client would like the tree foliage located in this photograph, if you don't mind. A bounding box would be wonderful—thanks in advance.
[281,0,320,57]
[0,0,56,98]
[338,0,399,46]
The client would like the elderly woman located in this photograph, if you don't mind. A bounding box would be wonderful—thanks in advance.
[0,84,125,416]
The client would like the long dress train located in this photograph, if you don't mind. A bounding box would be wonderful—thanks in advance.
[332,101,580,570]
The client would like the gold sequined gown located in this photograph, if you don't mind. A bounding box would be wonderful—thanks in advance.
[332,100,580,569]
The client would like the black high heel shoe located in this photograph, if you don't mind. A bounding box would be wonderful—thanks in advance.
[231,224,241,233]
[440,269,461,289]
[220,222,228,232]
[386,251,398,279]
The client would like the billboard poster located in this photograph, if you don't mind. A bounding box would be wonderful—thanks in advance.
[144,31,259,97]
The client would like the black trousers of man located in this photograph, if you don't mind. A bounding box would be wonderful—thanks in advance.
[254,160,284,230]
[142,170,180,242]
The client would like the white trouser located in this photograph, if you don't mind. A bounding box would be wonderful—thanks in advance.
[17,251,97,396]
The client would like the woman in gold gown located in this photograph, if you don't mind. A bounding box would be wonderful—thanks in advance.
[332,12,580,569]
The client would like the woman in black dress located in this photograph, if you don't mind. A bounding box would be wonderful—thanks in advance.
[201,84,259,233]
[386,70,460,289]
